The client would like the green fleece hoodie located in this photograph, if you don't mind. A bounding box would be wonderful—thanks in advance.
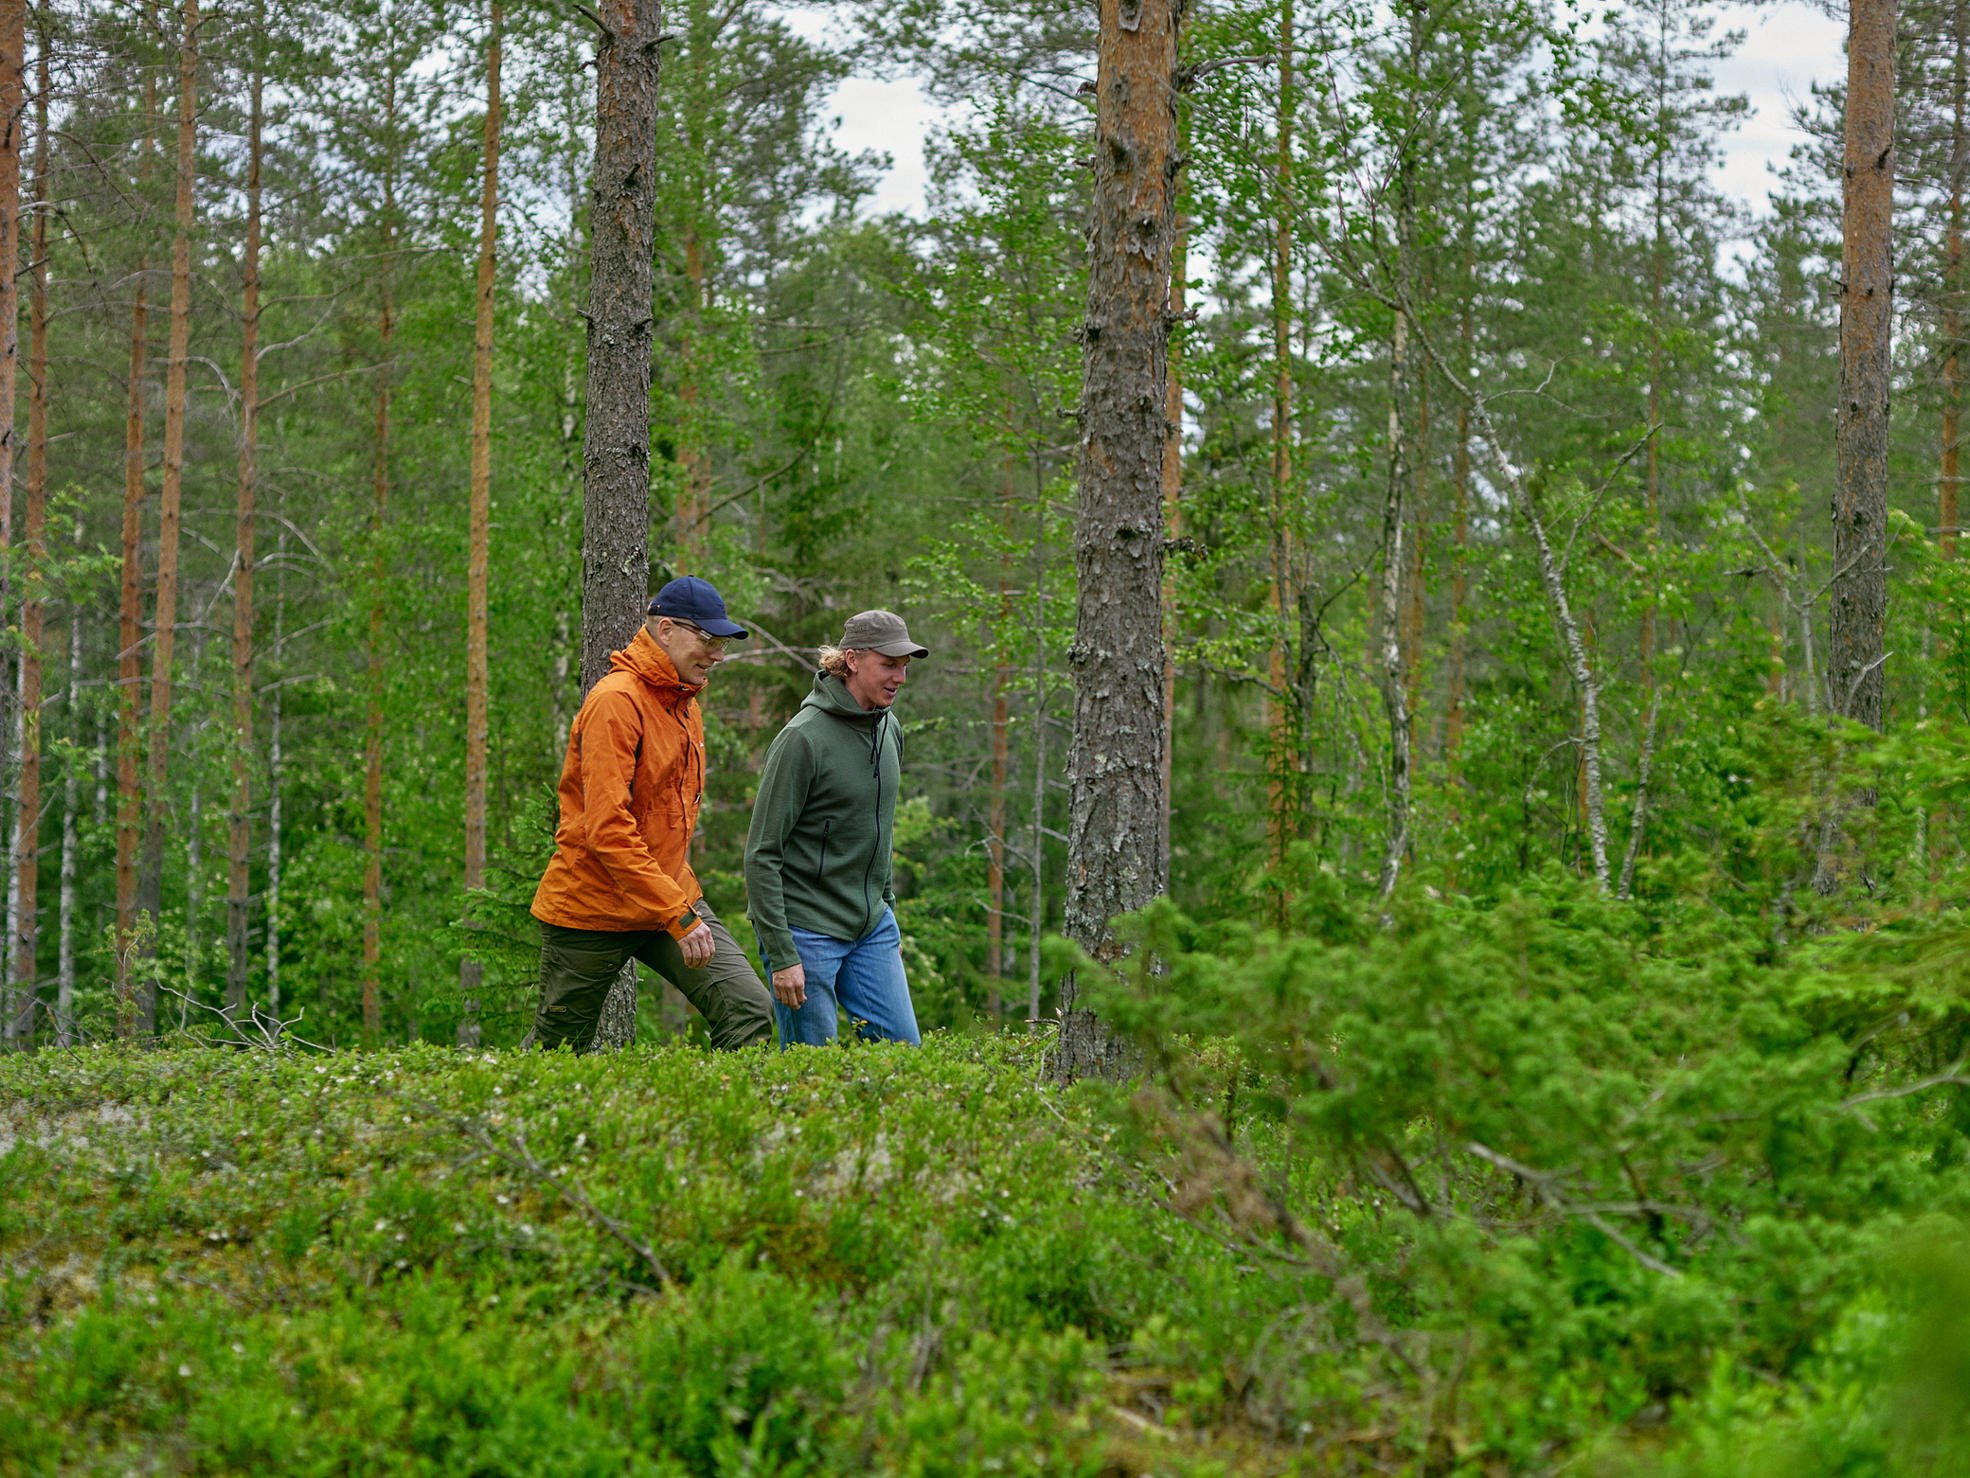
[744,672,903,968]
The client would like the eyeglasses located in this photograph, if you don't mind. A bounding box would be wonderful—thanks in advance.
[671,620,729,655]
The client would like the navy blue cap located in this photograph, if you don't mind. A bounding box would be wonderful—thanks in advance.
[649,576,749,639]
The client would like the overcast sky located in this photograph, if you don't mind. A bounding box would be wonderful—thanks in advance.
[800,2,1847,226]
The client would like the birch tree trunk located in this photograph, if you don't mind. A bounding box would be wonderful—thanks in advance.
[987,442,1013,1022]
[8,34,46,1045]
[583,0,665,1051]
[137,0,200,1035]
[1265,0,1294,880]
[116,71,156,1036]
[227,2,263,1017]
[0,0,22,1046]
[56,519,78,1045]
[460,0,501,1049]
[1928,0,1966,877]
[1059,0,1181,1079]
[1376,9,1421,902]
[267,514,285,1019]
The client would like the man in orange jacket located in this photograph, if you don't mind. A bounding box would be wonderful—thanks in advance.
[529,577,773,1052]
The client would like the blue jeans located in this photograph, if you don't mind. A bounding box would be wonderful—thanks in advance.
[769,907,921,1048]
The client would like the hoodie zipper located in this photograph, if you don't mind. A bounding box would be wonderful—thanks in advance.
[818,817,832,880]
[863,718,885,936]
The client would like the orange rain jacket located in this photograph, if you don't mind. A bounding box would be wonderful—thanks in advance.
[531,628,707,938]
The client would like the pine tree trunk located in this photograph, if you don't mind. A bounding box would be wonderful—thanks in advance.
[116,71,156,1036]
[1265,0,1294,881]
[227,5,262,1018]
[1059,0,1181,1079]
[1829,0,1895,733]
[8,35,46,1046]
[460,1,501,1050]
[364,65,397,1041]
[137,0,200,1035]
[583,0,664,1051]
[1817,0,1896,893]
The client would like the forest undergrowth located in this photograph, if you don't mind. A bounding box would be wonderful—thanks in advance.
[4,877,1968,1476]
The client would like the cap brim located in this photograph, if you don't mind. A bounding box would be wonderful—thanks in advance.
[871,640,928,658]
[700,618,749,639]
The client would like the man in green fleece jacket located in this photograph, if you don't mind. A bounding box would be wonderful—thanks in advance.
[745,610,927,1046]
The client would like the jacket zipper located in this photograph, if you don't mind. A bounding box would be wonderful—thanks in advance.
[863,724,883,936]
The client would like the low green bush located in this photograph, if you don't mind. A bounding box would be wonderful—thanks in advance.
[5,886,1968,1474]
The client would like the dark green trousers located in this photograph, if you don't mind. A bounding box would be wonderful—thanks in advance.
[532,897,773,1053]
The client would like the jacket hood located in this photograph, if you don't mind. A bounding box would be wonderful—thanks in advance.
[613,627,702,697]
[801,670,879,722]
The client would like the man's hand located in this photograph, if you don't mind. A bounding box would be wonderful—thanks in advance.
[772,962,807,1009]
[678,921,716,970]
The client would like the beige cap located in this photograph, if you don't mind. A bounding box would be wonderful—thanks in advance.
[841,609,928,659]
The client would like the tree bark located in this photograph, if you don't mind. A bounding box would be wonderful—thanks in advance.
[365,70,396,1041]
[1158,133,1186,893]
[116,69,156,1038]
[1060,0,1181,1079]
[460,1,501,1049]
[1828,0,1895,734]
[1265,0,1294,882]
[987,440,1013,1021]
[137,0,200,1035]
[583,0,664,1050]
[8,33,46,1046]
[227,1,263,1018]
[0,0,21,1046]
[267,512,285,1019]
[1377,8,1422,902]
[1934,0,1966,874]
[1377,310,1413,900]
[56,513,79,1045]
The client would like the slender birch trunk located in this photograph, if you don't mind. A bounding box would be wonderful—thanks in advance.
[267,514,285,1018]
[56,519,79,1044]
[1265,0,1295,879]
[987,440,1013,1022]
[1376,6,1422,901]
[227,2,263,1017]
[460,0,501,1049]
[137,0,200,1034]
[0,0,23,1047]
[1027,487,1047,1027]
[1934,0,1965,873]
[9,36,46,1045]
